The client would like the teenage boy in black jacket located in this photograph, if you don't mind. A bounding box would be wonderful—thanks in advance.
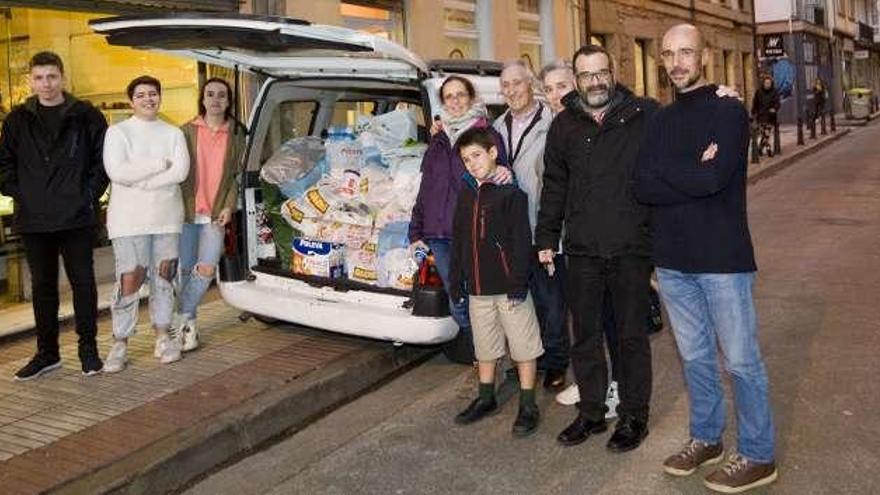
[0,51,109,380]
[449,127,544,437]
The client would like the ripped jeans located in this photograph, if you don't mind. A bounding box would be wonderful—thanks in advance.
[111,233,180,340]
[177,222,225,320]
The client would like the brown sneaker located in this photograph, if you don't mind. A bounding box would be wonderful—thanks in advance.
[704,453,778,493]
[663,439,724,476]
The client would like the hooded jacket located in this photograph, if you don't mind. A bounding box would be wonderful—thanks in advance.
[493,102,553,240]
[535,84,658,257]
[0,93,108,233]
[408,118,508,242]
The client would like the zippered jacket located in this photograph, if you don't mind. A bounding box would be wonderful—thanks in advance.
[408,119,507,243]
[0,93,108,233]
[535,84,658,257]
[448,180,531,302]
[492,103,553,240]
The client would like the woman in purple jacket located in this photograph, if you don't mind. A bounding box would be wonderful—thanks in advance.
[409,75,509,363]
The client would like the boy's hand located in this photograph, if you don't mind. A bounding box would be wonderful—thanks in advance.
[491,166,514,185]
[508,296,525,310]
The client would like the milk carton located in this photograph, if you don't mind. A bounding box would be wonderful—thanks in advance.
[291,237,344,278]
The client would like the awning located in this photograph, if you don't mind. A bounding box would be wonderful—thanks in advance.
[0,0,239,13]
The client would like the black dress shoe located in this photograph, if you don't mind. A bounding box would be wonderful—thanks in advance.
[606,415,649,452]
[542,369,566,390]
[512,403,540,437]
[556,414,608,446]
[455,396,499,425]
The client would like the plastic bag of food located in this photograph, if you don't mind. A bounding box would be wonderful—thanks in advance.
[377,247,418,290]
[260,136,327,198]
[325,127,363,178]
[356,109,418,152]
[346,232,379,285]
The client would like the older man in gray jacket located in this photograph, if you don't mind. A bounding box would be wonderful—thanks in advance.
[493,60,568,389]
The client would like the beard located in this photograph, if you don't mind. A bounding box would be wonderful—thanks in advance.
[579,82,613,108]
[670,68,702,92]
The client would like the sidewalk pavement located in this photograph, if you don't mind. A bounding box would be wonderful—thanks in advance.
[0,299,432,494]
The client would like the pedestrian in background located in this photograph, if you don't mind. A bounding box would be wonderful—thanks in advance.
[449,126,543,437]
[537,44,656,453]
[0,51,108,380]
[173,78,246,352]
[636,24,777,493]
[102,75,189,373]
[493,60,568,390]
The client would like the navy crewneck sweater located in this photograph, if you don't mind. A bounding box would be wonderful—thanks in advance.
[635,84,756,273]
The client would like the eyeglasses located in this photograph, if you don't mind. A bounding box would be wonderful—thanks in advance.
[443,91,471,101]
[575,69,611,83]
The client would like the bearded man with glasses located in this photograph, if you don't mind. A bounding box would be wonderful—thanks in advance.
[535,44,658,453]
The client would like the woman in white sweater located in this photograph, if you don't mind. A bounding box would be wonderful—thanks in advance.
[102,75,190,373]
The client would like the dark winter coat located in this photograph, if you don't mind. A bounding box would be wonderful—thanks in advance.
[535,84,659,258]
[449,179,532,301]
[408,119,507,243]
[751,86,780,124]
[0,93,108,233]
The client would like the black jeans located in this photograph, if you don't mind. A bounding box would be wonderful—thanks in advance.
[530,252,569,372]
[567,255,652,422]
[21,226,99,358]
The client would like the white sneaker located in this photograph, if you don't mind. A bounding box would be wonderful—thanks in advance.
[103,341,128,373]
[605,381,620,420]
[181,319,200,352]
[555,383,580,406]
[155,334,182,364]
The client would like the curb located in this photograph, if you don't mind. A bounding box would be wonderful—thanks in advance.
[50,343,437,495]
[747,128,851,185]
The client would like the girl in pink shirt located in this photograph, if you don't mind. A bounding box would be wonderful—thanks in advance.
[174,78,246,351]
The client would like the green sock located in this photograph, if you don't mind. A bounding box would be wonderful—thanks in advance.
[479,382,495,400]
[519,388,536,407]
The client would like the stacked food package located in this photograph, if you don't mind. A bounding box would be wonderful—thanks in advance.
[260,109,424,291]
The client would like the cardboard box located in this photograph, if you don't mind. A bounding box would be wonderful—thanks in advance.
[291,237,344,278]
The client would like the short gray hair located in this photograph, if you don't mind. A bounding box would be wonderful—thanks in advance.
[539,60,574,83]
[501,59,535,82]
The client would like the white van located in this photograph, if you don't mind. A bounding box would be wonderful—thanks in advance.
[91,14,509,347]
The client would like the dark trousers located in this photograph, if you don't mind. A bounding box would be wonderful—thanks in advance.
[21,227,99,358]
[530,252,569,371]
[567,255,652,422]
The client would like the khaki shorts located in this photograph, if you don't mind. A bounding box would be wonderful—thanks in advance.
[468,294,544,362]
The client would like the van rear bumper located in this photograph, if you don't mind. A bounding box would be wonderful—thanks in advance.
[218,273,458,345]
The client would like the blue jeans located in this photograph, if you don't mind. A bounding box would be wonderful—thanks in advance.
[530,253,569,371]
[656,268,775,463]
[425,239,471,330]
[178,223,225,319]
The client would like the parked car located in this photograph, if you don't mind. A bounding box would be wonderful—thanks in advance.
[91,13,512,347]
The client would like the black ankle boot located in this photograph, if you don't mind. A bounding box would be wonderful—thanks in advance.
[455,396,498,425]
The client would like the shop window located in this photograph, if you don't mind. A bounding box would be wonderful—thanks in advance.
[340,2,404,43]
[444,0,478,59]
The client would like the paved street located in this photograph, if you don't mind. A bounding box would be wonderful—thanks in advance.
[184,122,880,495]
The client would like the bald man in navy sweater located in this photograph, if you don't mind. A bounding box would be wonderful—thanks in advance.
[635,24,778,494]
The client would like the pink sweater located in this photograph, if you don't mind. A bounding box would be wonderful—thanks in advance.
[194,117,230,217]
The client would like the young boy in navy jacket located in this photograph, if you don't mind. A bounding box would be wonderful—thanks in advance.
[449,127,544,436]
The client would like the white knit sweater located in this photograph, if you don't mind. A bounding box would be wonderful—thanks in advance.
[103,116,190,239]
